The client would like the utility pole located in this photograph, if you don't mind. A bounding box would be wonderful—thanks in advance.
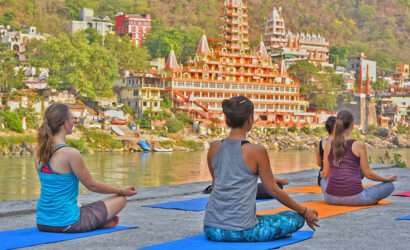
[364,65,370,134]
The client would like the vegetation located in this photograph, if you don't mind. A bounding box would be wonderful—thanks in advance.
[0,110,23,133]
[288,61,344,110]
[27,32,118,98]
[145,21,203,63]
[0,47,24,92]
[1,0,409,71]
[66,138,88,153]
[83,129,122,150]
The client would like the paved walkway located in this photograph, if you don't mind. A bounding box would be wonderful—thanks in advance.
[0,166,409,250]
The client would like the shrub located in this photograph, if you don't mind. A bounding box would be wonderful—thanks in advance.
[176,140,203,151]
[84,129,122,149]
[397,124,409,134]
[66,138,88,153]
[287,126,297,133]
[175,112,192,125]
[301,126,312,135]
[165,118,184,133]
[0,110,23,133]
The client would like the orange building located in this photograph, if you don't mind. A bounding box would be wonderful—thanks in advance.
[164,0,317,127]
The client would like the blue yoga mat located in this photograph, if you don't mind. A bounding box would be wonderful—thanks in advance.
[139,230,314,250]
[0,225,137,250]
[397,215,410,220]
[143,197,274,212]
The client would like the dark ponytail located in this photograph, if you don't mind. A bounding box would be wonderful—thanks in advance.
[222,96,254,128]
[37,103,70,163]
[332,110,354,165]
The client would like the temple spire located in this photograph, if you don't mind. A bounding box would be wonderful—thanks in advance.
[257,40,269,57]
[165,49,179,70]
[196,34,210,55]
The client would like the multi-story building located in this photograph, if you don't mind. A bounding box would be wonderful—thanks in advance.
[118,73,165,117]
[347,53,377,93]
[164,0,317,127]
[0,25,45,54]
[264,7,330,67]
[71,8,113,36]
[115,13,152,47]
[393,64,410,87]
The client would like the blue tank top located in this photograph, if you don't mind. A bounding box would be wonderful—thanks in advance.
[204,139,258,231]
[36,145,80,227]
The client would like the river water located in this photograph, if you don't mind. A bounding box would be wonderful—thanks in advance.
[0,149,408,201]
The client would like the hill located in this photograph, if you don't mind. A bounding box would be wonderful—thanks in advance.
[1,0,410,71]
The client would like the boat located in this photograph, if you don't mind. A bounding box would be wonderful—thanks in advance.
[153,147,173,153]
[137,140,151,152]
[111,118,128,125]
[111,125,125,136]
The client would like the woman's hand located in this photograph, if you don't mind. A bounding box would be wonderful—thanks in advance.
[118,187,138,197]
[384,176,397,183]
[303,208,320,231]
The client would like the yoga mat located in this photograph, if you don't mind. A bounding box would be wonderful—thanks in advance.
[286,184,374,194]
[139,230,314,250]
[257,200,392,218]
[285,185,322,194]
[144,197,274,212]
[0,225,137,250]
[397,215,410,220]
[393,192,410,197]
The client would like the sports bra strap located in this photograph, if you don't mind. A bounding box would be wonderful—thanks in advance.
[241,140,250,146]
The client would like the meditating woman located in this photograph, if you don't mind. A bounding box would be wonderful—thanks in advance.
[321,110,396,205]
[36,103,137,233]
[315,116,336,186]
[204,96,319,242]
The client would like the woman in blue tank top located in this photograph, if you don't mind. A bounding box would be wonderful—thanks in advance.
[36,103,137,233]
[204,96,319,242]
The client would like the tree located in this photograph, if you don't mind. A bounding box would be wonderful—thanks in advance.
[288,60,343,110]
[104,34,149,73]
[27,32,118,98]
[145,22,203,63]
[0,47,24,92]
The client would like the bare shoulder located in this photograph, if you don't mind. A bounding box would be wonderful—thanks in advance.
[208,140,222,157]
[352,140,366,149]
[57,147,82,159]
[243,143,266,156]
[352,140,366,156]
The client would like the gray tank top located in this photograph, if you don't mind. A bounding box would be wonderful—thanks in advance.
[204,139,258,231]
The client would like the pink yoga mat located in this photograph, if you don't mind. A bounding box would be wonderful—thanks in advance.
[393,192,410,197]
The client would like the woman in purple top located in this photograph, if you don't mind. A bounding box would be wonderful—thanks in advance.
[321,110,396,205]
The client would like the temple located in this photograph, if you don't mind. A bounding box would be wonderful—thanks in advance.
[164,0,318,127]
[264,7,330,67]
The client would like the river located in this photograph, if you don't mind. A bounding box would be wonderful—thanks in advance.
[0,149,408,201]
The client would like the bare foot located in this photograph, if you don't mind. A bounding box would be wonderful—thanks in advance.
[102,216,119,229]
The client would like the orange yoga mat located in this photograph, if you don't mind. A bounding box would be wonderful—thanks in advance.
[285,184,375,194]
[257,200,392,218]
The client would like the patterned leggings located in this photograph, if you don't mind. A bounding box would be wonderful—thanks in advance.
[204,211,305,242]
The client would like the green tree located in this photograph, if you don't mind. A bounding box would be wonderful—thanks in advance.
[105,34,149,73]
[27,32,118,98]
[0,48,23,91]
[145,22,203,63]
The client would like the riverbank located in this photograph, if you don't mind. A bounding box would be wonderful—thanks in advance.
[0,165,408,249]
[0,126,409,156]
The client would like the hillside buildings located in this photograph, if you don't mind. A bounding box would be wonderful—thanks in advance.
[164,0,318,127]
[115,13,152,47]
[71,8,113,36]
[264,7,330,68]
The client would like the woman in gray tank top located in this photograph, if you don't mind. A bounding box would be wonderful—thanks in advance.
[204,96,319,242]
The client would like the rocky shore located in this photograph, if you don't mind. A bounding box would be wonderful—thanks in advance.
[0,128,409,156]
